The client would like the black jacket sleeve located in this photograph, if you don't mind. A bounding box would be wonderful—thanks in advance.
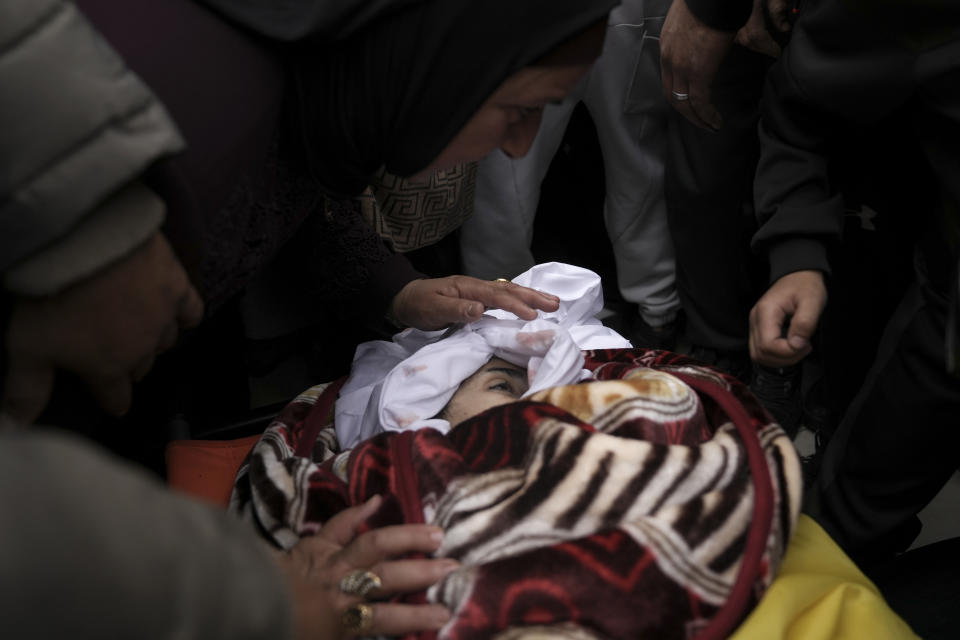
[750,0,927,283]
[751,55,844,283]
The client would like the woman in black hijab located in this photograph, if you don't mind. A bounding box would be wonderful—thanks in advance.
[208,0,617,331]
[287,0,613,195]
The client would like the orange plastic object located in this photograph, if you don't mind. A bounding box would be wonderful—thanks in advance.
[165,435,262,508]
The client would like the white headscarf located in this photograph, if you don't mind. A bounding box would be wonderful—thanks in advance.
[334,262,631,448]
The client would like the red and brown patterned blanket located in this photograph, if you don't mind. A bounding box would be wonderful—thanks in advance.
[231,349,802,639]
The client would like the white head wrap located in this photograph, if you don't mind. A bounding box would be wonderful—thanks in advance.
[334,262,631,448]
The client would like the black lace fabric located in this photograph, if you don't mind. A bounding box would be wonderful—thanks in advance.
[200,145,319,313]
[200,145,418,323]
[294,195,414,321]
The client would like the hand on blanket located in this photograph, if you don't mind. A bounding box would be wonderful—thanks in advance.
[2,233,203,423]
[275,495,456,639]
[390,276,560,330]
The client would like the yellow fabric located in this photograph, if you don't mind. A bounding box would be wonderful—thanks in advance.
[732,515,918,640]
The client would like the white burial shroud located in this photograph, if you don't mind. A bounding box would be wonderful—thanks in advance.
[334,262,632,448]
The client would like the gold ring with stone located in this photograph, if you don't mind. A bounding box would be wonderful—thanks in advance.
[341,603,374,634]
[339,569,382,598]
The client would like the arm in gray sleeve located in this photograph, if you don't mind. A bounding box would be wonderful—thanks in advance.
[751,45,845,284]
[0,429,293,640]
[0,0,184,292]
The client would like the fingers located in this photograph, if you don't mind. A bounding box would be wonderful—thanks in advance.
[352,602,451,638]
[660,42,675,100]
[749,271,826,367]
[749,300,802,367]
[667,70,721,131]
[318,495,384,547]
[391,277,561,331]
[368,558,459,597]
[659,0,730,130]
[336,563,455,637]
[660,0,678,101]
[664,66,716,131]
[733,0,783,58]
[785,290,823,352]
[768,0,794,32]
[336,524,445,570]
[452,277,559,321]
[688,83,722,131]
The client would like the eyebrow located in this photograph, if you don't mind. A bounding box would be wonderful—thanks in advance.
[483,366,527,381]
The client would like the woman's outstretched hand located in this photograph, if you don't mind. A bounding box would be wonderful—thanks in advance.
[275,495,457,639]
[390,276,561,330]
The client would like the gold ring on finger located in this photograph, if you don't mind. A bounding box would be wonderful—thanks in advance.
[339,569,382,598]
[493,278,510,284]
[341,603,374,634]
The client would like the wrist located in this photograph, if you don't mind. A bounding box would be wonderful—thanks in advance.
[387,279,423,329]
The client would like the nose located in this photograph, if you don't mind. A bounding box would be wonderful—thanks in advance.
[500,111,543,159]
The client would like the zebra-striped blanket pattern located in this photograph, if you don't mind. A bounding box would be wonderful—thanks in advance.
[231,349,802,640]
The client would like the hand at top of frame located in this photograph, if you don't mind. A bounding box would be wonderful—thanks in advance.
[660,0,735,130]
[274,496,457,640]
[734,0,784,58]
[3,233,203,423]
[390,275,561,331]
[749,270,827,368]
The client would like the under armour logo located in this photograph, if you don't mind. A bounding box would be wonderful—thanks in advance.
[844,205,878,231]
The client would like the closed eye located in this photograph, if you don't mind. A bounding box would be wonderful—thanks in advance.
[488,379,516,393]
[482,366,528,397]
[505,105,544,124]
[516,106,543,117]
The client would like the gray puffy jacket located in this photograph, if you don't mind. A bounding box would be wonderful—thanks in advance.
[0,0,183,296]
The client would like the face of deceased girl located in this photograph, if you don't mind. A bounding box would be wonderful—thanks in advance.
[415,63,592,177]
[441,357,530,427]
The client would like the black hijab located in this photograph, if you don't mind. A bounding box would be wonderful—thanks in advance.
[286,0,617,196]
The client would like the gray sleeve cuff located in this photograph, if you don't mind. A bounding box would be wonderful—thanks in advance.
[3,182,165,296]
